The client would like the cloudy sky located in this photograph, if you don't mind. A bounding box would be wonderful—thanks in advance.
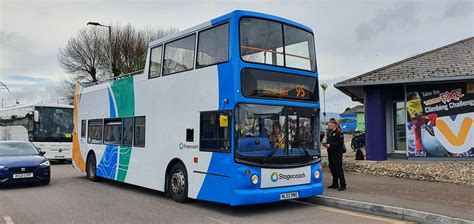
[0,0,473,112]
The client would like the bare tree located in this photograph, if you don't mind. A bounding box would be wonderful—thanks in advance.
[58,27,104,82]
[58,24,177,101]
[100,25,177,76]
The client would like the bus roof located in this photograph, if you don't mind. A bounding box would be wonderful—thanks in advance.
[149,10,314,48]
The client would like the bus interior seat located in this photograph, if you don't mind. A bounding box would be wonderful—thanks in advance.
[238,137,271,152]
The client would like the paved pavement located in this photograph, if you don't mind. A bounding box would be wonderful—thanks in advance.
[318,168,474,221]
[0,163,408,224]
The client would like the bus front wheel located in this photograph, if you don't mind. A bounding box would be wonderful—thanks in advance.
[168,163,189,203]
[86,153,100,182]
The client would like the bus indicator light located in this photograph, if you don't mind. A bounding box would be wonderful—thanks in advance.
[193,157,198,163]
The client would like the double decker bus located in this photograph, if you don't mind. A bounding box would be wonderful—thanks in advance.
[0,104,74,160]
[73,10,323,205]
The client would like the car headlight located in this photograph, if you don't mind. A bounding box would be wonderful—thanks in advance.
[314,170,321,179]
[251,174,259,185]
[0,165,7,170]
[39,160,50,167]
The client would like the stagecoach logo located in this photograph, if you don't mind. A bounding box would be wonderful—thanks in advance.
[271,172,279,182]
[271,171,306,182]
[179,143,199,150]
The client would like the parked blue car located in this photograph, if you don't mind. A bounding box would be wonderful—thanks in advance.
[0,141,51,186]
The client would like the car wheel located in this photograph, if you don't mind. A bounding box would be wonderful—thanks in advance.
[168,163,188,203]
[86,153,100,182]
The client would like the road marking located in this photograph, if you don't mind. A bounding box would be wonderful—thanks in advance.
[205,216,229,224]
[3,216,14,224]
[291,200,411,224]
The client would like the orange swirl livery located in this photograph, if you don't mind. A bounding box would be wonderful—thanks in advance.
[72,83,86,172]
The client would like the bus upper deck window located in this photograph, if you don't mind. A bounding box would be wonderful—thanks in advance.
[149,46,163,78]
[240,18,284,66]
[197,23,229,68]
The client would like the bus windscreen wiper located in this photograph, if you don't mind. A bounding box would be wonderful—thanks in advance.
[262,137,286,163]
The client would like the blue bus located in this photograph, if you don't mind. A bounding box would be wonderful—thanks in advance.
[73,10,323,206]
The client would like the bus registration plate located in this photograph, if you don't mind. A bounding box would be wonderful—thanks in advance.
[280,192,299,200]
[13,173,33,179]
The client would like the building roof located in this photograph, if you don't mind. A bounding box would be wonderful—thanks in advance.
[335,36,474,101]
[341,105,364,115]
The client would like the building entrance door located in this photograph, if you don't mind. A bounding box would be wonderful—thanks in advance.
[393,101,407,154]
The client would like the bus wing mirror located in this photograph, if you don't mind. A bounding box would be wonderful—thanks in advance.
[219,114,229,127]
[33,110,40,123]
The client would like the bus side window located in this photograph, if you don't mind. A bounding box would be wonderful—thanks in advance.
[103,118,122,145]
[134,116,146,147]
[81,120,86,138]
[88,119,103,144]
[122,117,133,146]
[149,45,163,78]
[196,23,229,68]
[200,111,231,152]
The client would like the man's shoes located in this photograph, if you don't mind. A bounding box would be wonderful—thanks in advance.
[327,185,339,189]
[338,185,346,191]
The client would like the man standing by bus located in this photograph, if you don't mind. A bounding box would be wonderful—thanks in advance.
[322,121,346,191]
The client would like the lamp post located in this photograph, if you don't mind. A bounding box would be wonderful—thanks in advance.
[87,22,113,78]
[0,81,11,109]
[321,83,328,123]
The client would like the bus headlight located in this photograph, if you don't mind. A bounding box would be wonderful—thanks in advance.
[251,174,259,185]
[39,160,50,167]
[314,170,321,179]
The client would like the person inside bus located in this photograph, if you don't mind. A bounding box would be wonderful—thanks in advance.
[322,120,346,191]
[269,123,285,149]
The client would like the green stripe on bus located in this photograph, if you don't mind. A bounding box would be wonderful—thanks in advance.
[111,76,135,182]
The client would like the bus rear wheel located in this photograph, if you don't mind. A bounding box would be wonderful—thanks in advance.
[168,163,188,203]
[86,153,100,182]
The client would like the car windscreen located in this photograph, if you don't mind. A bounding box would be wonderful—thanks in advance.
[0,142,39,156]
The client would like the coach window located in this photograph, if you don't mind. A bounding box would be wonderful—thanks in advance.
[197,23,229,68]
[88,119,103,144]
[81,120,86,138]
[134,116,146,147]
[122,117,133,146]
[200,111,231,152]
[163,34,196,75]
[149,45,163,78]
[103,119,122,145]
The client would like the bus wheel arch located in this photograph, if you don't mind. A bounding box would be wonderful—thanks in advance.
[86,150,100,182]
[165,159,189,203]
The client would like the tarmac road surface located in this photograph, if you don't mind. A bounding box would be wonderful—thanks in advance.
[0,163,409,224]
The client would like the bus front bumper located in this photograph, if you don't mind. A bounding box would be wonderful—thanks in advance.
[230,182,324,206]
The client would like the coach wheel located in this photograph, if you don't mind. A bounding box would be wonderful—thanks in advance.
[86,153,99,182]
[168,163,188,203]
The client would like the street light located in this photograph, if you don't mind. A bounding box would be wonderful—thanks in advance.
[87,21,113,78]
[321,83,328,123]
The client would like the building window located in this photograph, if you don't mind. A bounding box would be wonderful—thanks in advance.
[122,117,133,146]
[81,120,86,138]
[197,23,229,68]
[163,34,196,75]
[88,119,103,144]
[200,111,231,152]
[134,116,146,147]
[149,45,163,78]
[103,119,122,145]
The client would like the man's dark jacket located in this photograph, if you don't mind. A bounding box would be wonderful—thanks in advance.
[326,130,344,154]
